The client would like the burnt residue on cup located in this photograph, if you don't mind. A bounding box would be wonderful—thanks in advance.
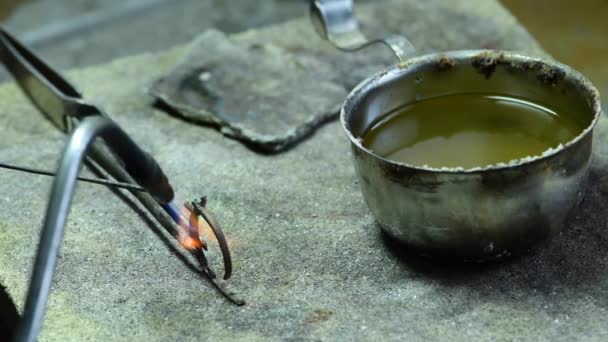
[469,51,570,88]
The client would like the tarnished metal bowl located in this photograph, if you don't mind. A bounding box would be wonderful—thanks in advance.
[342,50,602,260]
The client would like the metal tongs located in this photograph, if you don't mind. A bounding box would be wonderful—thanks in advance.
[310,0,415,61]
[0,26,239,342]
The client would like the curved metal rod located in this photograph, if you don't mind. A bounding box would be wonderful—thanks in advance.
[310,0,415,62]
[186,199,232,280]
[13,116,142,342]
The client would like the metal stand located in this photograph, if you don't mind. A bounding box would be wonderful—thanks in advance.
[13,116,163,342]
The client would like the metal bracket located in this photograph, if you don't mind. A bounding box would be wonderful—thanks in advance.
[310,0,415,62]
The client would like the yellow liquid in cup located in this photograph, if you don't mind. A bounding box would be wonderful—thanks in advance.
[362,94,584,169]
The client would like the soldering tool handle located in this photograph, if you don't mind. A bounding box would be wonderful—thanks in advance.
[100,123,175,204]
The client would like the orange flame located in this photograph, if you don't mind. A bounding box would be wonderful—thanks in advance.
[179,235,203,250]
[175,205,207,251]
[173,203,238,252]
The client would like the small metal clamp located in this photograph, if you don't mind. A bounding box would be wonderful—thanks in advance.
[310,0,415,62]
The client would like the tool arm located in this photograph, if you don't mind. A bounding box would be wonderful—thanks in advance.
[0,26,174,202]
[14,116,150,342]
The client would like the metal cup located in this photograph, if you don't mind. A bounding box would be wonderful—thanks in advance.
[343,51,601,260]
[312,1,602,260]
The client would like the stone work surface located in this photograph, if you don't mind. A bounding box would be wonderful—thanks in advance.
[150,29,348,152]
[0,0,607,341]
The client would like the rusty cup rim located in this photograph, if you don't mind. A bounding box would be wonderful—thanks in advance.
[340,49,602,174]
